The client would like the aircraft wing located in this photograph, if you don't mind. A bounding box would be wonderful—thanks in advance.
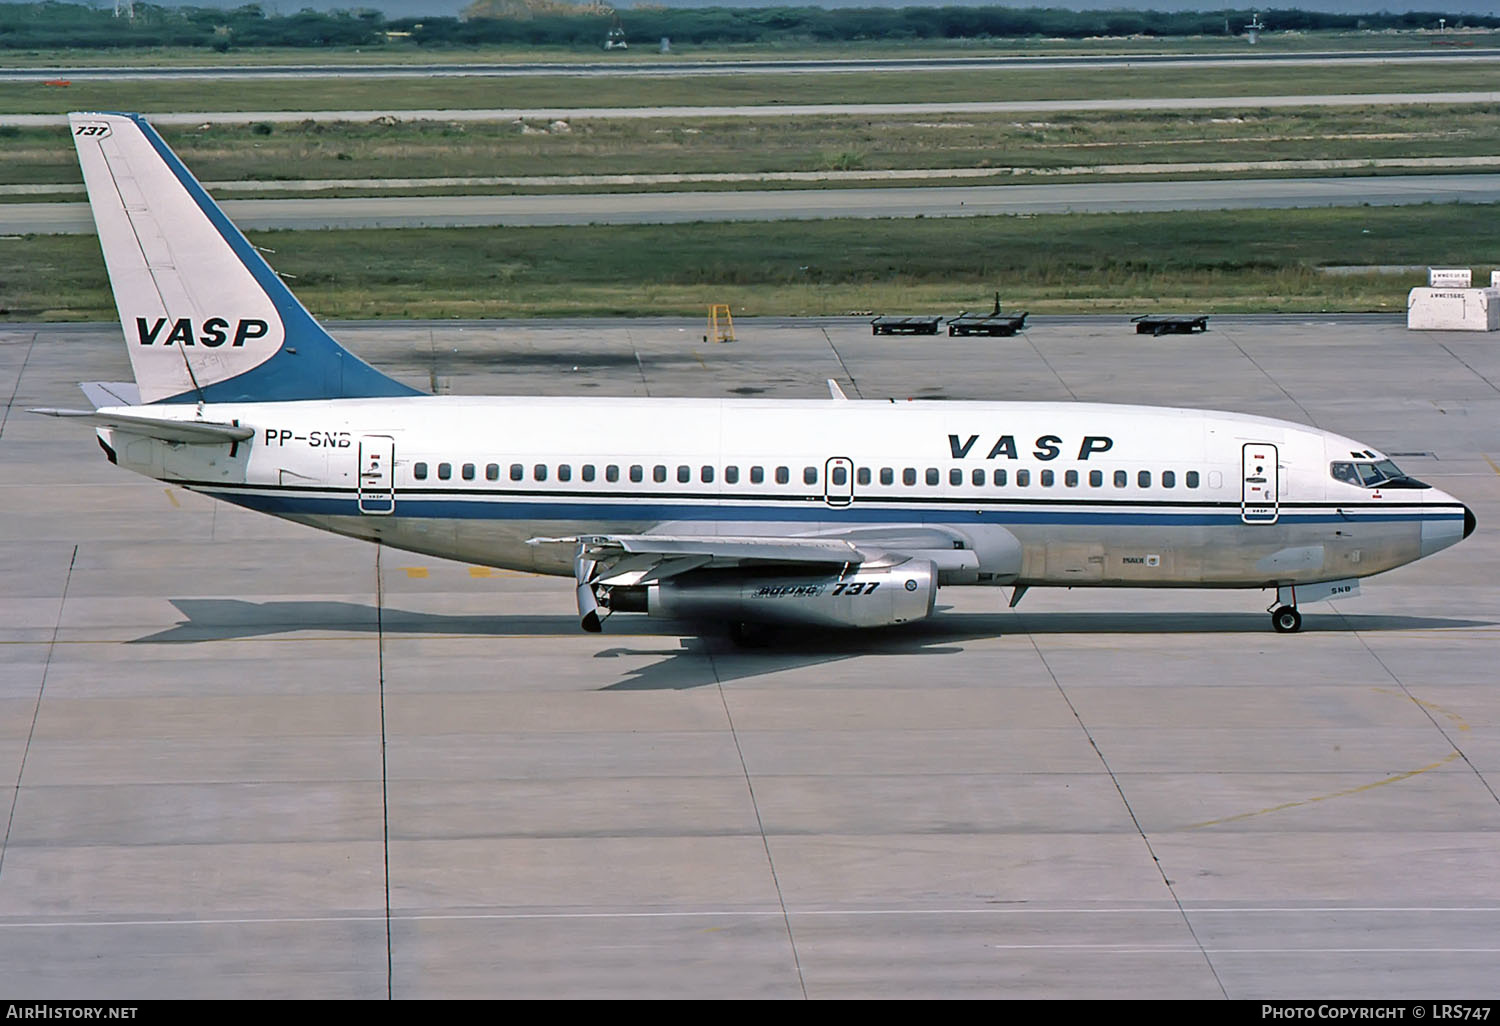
[30,408,254,445]
[533,525,989,584]
[532,533,884,586]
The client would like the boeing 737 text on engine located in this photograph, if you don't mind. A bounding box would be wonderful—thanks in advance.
[35,112,1475,640]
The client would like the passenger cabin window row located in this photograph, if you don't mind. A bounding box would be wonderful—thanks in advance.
[410,460,1204,490]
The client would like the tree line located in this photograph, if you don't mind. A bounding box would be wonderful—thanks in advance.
[1,2,1494,52]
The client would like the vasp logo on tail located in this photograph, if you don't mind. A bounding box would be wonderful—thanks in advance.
[135,317,271,348]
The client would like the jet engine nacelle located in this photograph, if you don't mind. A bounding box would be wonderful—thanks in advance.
[613,559,937,628]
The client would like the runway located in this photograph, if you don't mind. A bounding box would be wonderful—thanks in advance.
[1,314,1498,998]
[10,173,1500,234]
[7,48,1499,81]
[8,91,1500,128]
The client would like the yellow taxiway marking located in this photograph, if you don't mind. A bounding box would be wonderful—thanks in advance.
[1485,453,1500,476]
[401,566,429,579]
[1375,687,1472,732]
[469,566,493,578]
[1186,752,1463,829]
[1188,689,1474,829]
[163,488,180,508]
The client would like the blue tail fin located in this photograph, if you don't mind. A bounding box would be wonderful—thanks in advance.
[71,111,422,405]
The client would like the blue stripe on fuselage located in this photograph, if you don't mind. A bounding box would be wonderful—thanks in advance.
[193,486,1464,528]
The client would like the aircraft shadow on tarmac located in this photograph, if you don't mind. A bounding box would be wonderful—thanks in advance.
[134,598,1494,691]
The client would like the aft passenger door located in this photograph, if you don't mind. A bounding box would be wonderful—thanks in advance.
[1241,442,1278,524]
[825,457,854,508]
[358,435,395,515]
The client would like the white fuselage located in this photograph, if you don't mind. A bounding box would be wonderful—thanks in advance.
[97,395,1470,590]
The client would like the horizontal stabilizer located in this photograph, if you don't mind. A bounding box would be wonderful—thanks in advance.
[80,381,141,408]
[30,408,254,444]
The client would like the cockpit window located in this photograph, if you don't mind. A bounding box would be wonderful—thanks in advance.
[1330,460,1427,489]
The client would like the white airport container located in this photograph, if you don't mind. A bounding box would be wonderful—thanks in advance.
[1429,267,1472,287]
[1407,287,1500,331]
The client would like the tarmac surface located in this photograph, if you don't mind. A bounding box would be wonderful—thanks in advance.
[11,173,1500,234]
[1,314,1498,998]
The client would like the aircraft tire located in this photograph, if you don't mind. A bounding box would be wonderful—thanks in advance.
[1271,606,1302,633]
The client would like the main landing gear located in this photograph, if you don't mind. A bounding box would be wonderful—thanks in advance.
[1269,604,1302,634]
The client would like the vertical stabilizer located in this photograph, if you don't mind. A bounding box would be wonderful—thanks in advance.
[70,112,420,404]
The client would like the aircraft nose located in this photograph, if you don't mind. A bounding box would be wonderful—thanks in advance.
[1465,505,1476,539]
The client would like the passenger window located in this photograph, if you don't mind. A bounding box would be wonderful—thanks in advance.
[1089,470,1102,487]
[1186,471,1200,489]
[972,468,985,486]
[1065,470,1078,487]
[903,468,917,486]
[776,466,789,485]
[630,465,643,483]
[881,468,894,486]
[438,463,452,480]
[1114,470,1127,488]
[677,465,690,484]
[606,465,620,483]
[654,465,667,483]
[582,465,595,482]
[1041,469,1054,487]
[725,466,739,484]
[803,467,817,485]
[462,463,475,481]
[992,469,1007,486]
[751,466,764,484]
[1016,469,1030,487]
[950,468,963,486]
[486,463,499,481]
[414,462,428,480]
[701,465,714,484]
[510,464,523,481]
[832,466,847,486]
[533,464,547,482]
[1138,470,1151,488]
[1162,470,1175,488]
[558,465,572,482]
[857,467,871,486]
[925,468,939,486]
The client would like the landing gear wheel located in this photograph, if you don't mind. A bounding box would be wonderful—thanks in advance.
[1271,605,1302,634]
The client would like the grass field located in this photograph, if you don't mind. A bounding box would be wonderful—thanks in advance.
[5,61,1499,116]
[5,104,1497,193]
[5,204,1496,321]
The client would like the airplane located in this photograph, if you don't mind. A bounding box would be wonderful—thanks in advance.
[37,112,1475,640]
